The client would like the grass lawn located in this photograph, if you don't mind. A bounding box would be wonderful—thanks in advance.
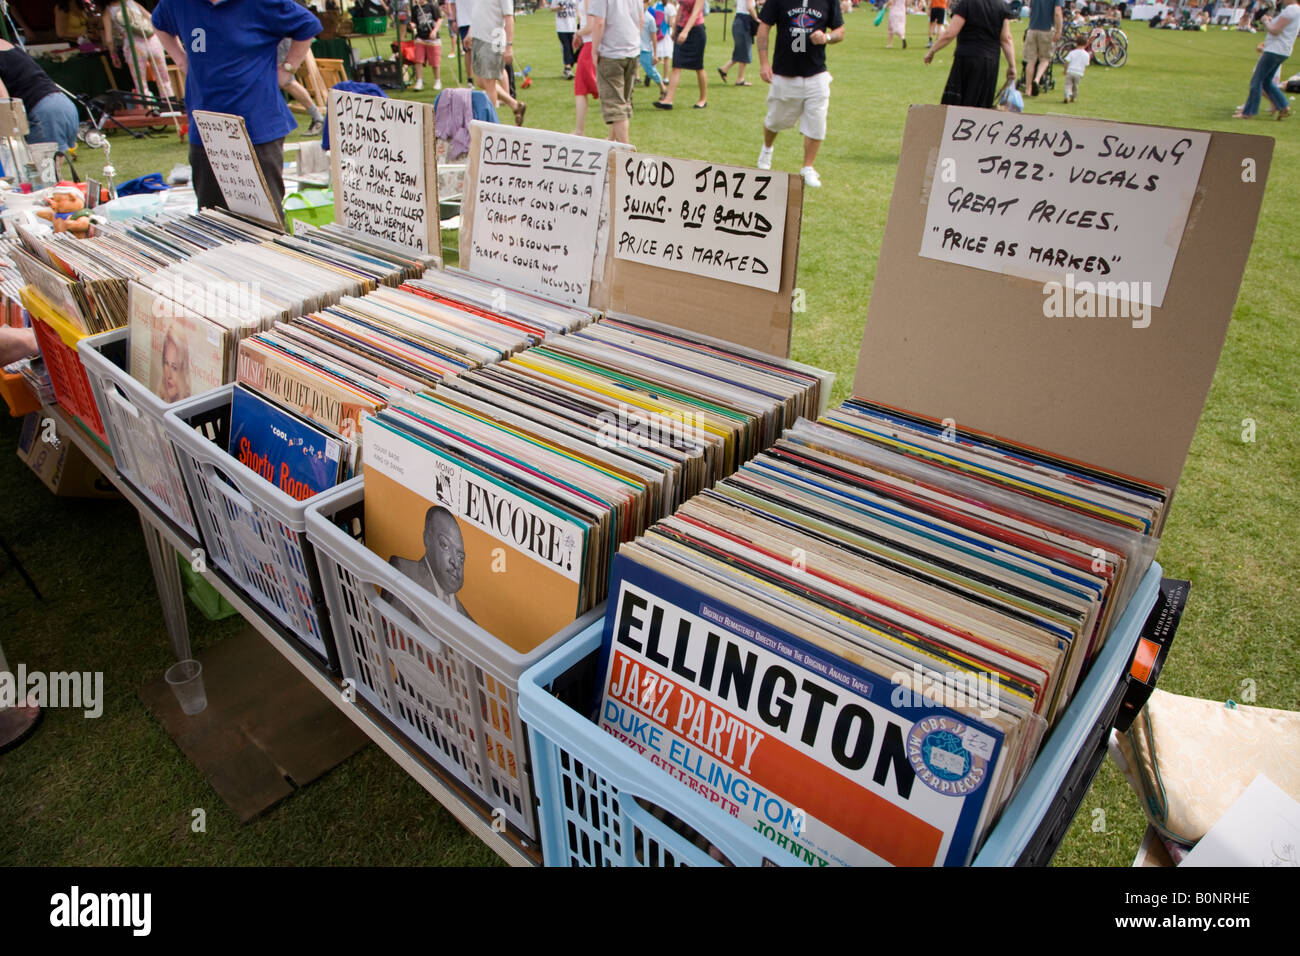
[1,10,1296,868]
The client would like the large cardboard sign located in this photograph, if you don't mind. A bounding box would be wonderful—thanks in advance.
[329,89,440,255]
[854,105,1272,492]
[919,108,1208,308]
[612,154,788,294]
[459,122,623,306]
[191,111,284,229]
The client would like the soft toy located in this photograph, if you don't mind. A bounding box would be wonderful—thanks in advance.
[36,182,93,236]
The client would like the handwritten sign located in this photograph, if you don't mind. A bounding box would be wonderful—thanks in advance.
[329,89,438,254]
[467,123,622,306]
[613,155,787,293]
[920,108,1209,308]
[191,111,283,228]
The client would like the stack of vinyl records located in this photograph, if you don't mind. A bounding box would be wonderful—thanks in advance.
[594,397,1168,867]
[0,237,27,325]
[360,315,833,655]
[225,277,584,500]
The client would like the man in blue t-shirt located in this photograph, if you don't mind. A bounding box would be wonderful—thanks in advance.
[1024,0,1062,96]
[153,0,321,212]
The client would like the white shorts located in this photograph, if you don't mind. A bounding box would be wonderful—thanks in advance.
[764,72,832,141]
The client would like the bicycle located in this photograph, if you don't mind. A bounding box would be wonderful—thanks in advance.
[1054,18,1127,68]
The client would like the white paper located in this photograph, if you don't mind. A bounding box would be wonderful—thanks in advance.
[467,123,620,306]
[330,90,433,253]
[920,109,1209,308]
[612,154,788,293]
[1182,774,1300,867]
[190,111,283,228]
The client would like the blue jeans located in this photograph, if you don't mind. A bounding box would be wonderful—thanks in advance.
[1243,51,1290,116]
[26,92,79,152]
[639,50,663,86]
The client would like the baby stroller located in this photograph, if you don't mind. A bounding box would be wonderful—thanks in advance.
[1018,59,1056,95]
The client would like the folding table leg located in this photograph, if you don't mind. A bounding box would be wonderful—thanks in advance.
[138,512,192,662]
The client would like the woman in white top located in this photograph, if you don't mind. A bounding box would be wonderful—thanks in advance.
[1233,0,1299,118]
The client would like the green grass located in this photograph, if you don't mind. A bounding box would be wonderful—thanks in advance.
[1,11,1296,867]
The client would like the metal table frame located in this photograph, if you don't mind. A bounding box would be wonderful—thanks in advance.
[41,403,538,867]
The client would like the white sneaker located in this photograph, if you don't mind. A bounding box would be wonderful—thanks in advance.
[800,166,822,188]
[433,80,442,91]
[413,78,424,91]
[756,145,774,170]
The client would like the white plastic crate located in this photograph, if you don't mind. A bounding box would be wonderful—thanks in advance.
[518,562,1164,867]
[304,478,604,840]
[77,328,201,543]
[163,386,339,668]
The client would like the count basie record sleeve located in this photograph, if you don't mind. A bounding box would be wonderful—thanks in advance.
[595,555,1007,867]
[362,415,590,654]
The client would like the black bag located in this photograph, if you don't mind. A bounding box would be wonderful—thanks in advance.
[750,14,759,38]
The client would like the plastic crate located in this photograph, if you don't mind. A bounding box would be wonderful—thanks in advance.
[518,561,1164,867]
[304,478,605,840]
[283,188,335,229]
[352,14,388,34]
[0,367,39,417]
[164,386,342,671]
[77,327,202,544]
[21,287,107,443]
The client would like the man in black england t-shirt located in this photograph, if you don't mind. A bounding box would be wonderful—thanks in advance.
[755,0,845,189]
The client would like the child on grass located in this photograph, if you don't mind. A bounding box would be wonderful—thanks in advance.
[1064,33,1090,103]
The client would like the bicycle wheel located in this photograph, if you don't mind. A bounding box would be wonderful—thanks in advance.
[1104,30,1128,67]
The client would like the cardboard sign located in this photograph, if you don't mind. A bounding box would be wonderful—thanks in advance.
[920,108,1209,309]
[329,89,439,254]
[191,111,284,229]
[855,105,1272,492]
[462,122,622,306]
[613,154,787,293]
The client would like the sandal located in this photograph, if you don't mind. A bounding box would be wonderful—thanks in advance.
[693,101,707,109]
[717,67,728,84]
[513,102,527,125]
[1278,107,1293,120]
[736,80,752,86]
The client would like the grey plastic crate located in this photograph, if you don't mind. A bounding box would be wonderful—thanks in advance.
[77,328,202,544]
[164,386,340,669]
[304,477,604,840]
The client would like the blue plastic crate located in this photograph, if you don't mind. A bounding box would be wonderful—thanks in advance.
[519,561,1163,867]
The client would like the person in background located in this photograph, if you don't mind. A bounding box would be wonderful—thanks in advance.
[0,39,80,152]
[102,0,178,102]
[409,0,444,90]
[640,0,668,96]
[276,38,326,134]
[1023,0,1062,96]
[718,0,756,84]
[923,0,1017,108]
[1234,0,1299,117]
[928,0,947,47]
[455,0,475,82]
[658,1,677,79]
[152,0,322,210]
[1062,30,1089,101]
[0,327,39,366]
[590,0,643,142]
[573,0,601,133]
[886,0,908,47]
[755,0,845,188]
[553,0,579,78]
[469,0,527,122]
[55,0,89,42]
[654,0,707,108]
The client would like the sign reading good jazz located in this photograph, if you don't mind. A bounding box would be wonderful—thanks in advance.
[920,108,1209,308]
[614,155,788,293]
[329,89,437,253]
[468,124,619,306]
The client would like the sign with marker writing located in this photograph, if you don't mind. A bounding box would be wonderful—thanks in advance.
[920,108,1209,308]
[329,89,438,254]
[191,111,283,228]
[467,123,621,306]
[614,155,787,293]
